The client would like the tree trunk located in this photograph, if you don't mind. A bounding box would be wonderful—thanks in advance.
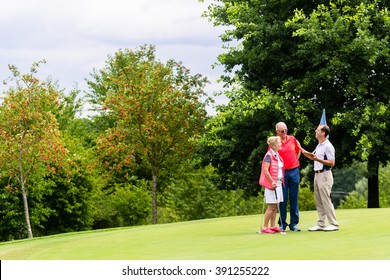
[19,134,33,238]
[367,155,379,208]
[21,180,33,239]
[151,173,158,224]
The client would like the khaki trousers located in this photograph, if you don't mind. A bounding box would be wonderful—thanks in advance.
[313,170,338,227]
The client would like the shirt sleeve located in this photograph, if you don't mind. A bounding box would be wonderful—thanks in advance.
[264,154,271,163]
[326,144,335,161]
[293,137,300,154]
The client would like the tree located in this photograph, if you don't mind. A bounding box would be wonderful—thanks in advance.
[87,45,210,223]
[0,61,69,238]
[205,0,390,207]
[202,0,328,91]
[198,86,297,195]
[285,0,390,207]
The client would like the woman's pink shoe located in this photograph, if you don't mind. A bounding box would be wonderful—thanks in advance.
[270,227,284,233]
[261,227,275,234]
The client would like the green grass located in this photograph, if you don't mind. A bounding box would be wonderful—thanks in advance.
[0,208,389,259]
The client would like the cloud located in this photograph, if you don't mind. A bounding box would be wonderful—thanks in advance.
[0,0,229,114]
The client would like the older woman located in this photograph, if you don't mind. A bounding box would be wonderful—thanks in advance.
[259,136,284,234]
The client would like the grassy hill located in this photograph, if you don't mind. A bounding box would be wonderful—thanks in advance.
[0,208,389,260]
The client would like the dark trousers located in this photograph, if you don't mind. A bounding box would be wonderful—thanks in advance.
[279,167,300,230]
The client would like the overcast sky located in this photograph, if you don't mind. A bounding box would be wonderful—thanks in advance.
[0,0,229,116]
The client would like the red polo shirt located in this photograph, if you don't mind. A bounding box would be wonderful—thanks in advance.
[278,135,300,170]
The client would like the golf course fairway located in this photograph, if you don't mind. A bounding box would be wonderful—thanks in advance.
[0,208,389,260]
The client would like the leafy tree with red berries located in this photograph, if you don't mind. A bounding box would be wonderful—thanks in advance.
[0,61,69,238]
[87,45,210,223]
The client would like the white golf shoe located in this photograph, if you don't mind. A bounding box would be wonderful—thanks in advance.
[308,225,325,231]
[323,225,339,231]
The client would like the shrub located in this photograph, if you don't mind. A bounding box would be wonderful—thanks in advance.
[0,186,25,241]
[338,178,367,209]
[338,190,368,209]
[298,185,316,211]
[160,165,262,223]
[92,180,151,228]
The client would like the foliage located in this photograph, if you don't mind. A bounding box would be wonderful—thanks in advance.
[0,164,96,241]
[339,162,390,208]
[285,0,390,208]
[87,45,210,223]
[37,164,95,236]
[0,63,102,241]
[205,0,390,208]
[338,178,368,209]
[0,61,69,238]
[198,86,303,195]
[160,164,261,223]
[34,86,101,236]
[200,0,328,195]
[338,191,368,209]
[379,164,390,207]
[54,83,84,129]
[298,184,317,211]
[295,160,368,208]
[331,161,367,207]
[92,181,151,228]
[203,0,329,90]
[0,179,25,241]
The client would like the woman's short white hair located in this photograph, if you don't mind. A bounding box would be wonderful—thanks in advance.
[267,136,280,146]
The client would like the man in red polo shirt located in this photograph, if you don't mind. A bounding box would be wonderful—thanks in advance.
[275,122,301,231]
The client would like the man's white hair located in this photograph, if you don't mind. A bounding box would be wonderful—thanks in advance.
[275,122,287,130]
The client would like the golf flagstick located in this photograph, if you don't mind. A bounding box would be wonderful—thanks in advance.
[274,187,286,234]
[257,192,266,234]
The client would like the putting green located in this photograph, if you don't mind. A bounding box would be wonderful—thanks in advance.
[0,208,389,259]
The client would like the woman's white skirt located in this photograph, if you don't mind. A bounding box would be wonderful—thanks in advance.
[264,185,283,204]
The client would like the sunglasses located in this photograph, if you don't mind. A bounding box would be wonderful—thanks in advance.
[278,129,288,133]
